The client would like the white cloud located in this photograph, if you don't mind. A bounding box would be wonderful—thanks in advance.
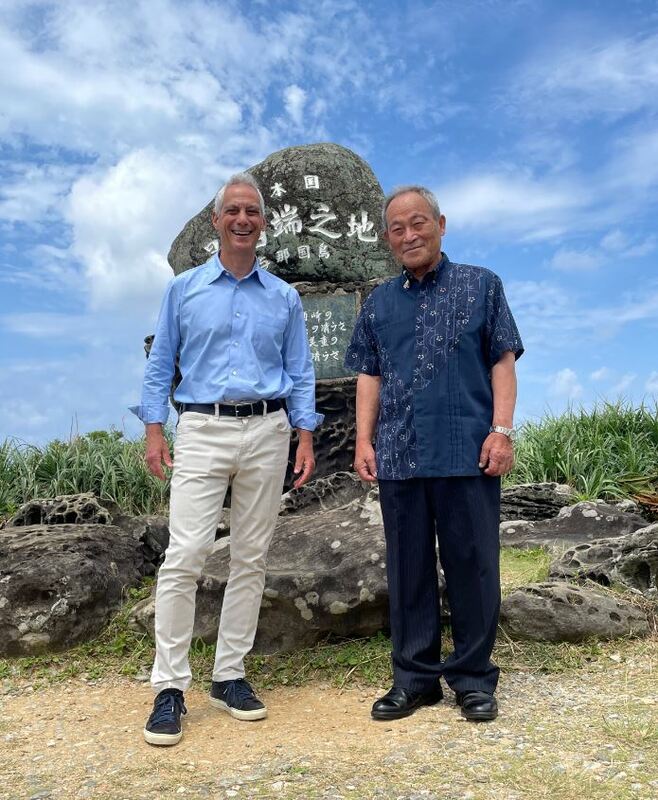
[610,372,636,394]
[549,247,603,272]
[549,368,583,400]
[590,367,610,381]
[283,85,307,127]
[510,31,658,122]
[438,171,585,240]
[646,372,658,394]
[547,229,657,273]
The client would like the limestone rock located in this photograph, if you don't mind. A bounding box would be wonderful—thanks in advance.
[130,485,448,651]
[280,471,367,517]
[167,143,397,283]
[1,492,111,528]
[500,582,649,641]
[500,482,576,521]
[551,523,658,598]
[500,500,648,553]
[0,524,142,655]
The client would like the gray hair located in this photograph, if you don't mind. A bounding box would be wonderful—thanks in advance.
[214,172,266,216]
[381,185,442,230]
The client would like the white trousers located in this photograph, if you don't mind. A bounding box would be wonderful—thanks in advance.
[151,409,291,692]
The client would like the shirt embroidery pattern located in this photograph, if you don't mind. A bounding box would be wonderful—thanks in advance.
[345,257,523,479]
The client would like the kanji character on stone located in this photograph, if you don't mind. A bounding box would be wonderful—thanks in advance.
[271,204,302,237]
[347,210,378,242]
[304,175,320,189]
[309,204,342,240]
[297,245,311,259]
[276,248,290,263]
[270,182,287,198]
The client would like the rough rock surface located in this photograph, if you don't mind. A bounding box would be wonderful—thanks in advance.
[0,524,142,655]
[551,523,658,598]
[500,581,649,641]
[500,482,576,522]
[168,143,397,283]
[2,493,170,576]
[130,482,451,650]
[280,470,368,516]
[2,492,111,528]
[500,500,648,553]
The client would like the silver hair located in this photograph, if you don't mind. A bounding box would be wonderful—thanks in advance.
[381,185,442,230]
[213,172,266,216]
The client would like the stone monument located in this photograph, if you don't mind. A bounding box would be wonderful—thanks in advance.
[165,142,399,481]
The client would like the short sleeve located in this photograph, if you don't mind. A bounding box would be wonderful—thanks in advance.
[484,274,524,368]
[344,294,381,376]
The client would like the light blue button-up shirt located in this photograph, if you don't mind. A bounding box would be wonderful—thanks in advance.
[130,254,323,430]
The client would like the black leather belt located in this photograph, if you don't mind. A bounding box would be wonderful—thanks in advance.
[180,399,284,418]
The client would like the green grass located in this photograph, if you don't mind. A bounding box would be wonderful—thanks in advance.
[1,401,657,521]
[506,401,658,502]
[0,429,172,519]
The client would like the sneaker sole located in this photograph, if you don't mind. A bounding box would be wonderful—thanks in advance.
[209,697,267,721]
[143,728,183,746]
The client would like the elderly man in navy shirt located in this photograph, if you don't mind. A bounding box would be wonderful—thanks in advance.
[131,173,322,746]
[345,186,523,723]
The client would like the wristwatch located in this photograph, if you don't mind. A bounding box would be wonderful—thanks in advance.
[489,425,516,441]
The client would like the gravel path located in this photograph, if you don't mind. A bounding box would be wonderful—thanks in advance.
[2,647,657,800]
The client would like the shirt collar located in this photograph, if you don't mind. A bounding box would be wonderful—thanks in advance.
[207,252,264,285]
[401,252,449,288]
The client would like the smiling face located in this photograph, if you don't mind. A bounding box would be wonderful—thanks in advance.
[211,183,266,264]
[384,191,446,279]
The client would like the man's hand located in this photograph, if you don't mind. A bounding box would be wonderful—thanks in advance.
[293,429,316,489]
[145,423,173,480]
[479,432,514,476]
[353,438,377,482]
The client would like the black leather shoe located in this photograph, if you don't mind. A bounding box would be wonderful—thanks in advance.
[455,690,498,721]
[371,684,443,721]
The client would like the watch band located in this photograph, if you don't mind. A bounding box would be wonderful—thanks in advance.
[489,424,515,441]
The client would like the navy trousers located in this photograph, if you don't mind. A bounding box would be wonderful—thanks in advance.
[378,475,501,694]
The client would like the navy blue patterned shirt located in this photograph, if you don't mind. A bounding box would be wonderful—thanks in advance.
[344,254,524,479]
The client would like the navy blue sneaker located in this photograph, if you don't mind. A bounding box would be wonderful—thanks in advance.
[210,678,267,721]
[143,688,187,745]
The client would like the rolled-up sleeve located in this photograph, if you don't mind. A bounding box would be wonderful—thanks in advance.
[343,294,380,376]
[484,275,524,369]
[129,279,181,424]
[282,291,324,431]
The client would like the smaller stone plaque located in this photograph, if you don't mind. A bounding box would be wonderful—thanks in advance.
[301,293,358,380]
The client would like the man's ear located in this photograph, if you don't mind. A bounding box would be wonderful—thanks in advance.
[211,211,220,232]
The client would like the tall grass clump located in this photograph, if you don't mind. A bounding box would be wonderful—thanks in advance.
[507,401,658,501]
[0,430,171,520]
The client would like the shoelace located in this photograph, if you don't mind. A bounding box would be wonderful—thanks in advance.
[150,691,187,725]
[225,679,257,707]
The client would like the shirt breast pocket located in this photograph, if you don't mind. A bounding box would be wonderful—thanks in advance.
[254,314,287,360]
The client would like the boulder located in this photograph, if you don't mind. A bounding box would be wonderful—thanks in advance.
[131,482,451,651]
[168,142,397,283]
[1,491,111,527]
[500,500,648,553]
[0,524,142,655]
[550,523,658,598]
[500,581,649,642]
[500,482,575,521]
[280,471,368,516]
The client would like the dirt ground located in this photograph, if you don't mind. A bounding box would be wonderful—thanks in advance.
[1,648,657,800]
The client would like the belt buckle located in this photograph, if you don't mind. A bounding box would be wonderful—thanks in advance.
[236,403,252,418]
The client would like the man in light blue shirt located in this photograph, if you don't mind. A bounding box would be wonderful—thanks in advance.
[132,173,322,746]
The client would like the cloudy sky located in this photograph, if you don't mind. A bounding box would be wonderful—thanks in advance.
[1,0,657,444]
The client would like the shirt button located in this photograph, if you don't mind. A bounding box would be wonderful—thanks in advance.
[232,370,237,375]
[235,312,240,317]
[233,342,238,347]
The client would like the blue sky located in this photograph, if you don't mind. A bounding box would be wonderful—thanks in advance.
[1,0,657,445]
